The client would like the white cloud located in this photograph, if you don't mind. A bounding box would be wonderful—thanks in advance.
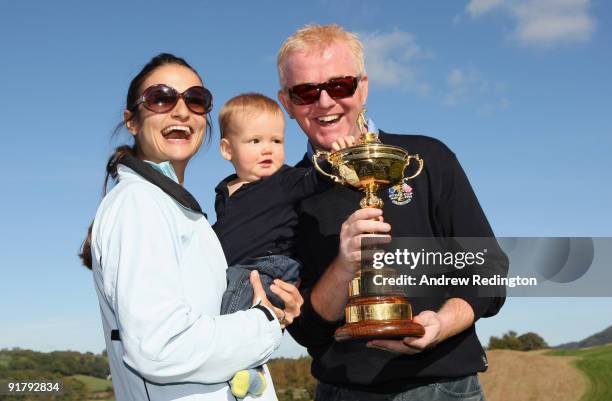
[467,0,505,16]
[361,29,509,114]
[478,96,510,116]
[443,67,509,114]
[361,29,431,94]
[466,0,596,47]
[444,68,479,106]
[448,68,466,87]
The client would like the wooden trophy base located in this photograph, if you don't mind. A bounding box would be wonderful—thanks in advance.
[334,296,425,342]
[334,319,425,342]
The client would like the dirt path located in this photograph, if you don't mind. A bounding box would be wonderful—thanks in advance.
[479,350,587,401]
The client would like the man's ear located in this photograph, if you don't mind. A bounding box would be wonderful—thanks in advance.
[358,75,369,106]
[124,110,137,136]
[277,89,294,119]
[220,138,232,161]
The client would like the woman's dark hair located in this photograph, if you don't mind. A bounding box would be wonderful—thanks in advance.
[79,53,212,269]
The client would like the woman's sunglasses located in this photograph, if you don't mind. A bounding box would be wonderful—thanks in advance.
[131,84,213,115]
[288,76,360,105]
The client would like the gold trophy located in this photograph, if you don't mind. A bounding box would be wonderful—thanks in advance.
[313,110,426,341]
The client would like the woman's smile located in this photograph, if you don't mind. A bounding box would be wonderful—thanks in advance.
[162,125,194,142]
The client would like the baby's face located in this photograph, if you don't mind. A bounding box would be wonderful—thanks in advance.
[222,112,286,182]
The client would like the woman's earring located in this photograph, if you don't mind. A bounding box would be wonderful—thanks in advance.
[126,122,137,136]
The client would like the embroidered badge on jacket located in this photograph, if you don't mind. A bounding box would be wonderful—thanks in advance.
[388,183,413,205]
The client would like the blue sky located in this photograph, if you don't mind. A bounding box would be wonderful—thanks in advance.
[0,1,611,357]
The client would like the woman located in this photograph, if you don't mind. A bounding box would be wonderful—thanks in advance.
[80,53,302,401]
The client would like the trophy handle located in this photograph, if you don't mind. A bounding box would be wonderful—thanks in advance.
[404,154,424,180]
[312,151,343,183]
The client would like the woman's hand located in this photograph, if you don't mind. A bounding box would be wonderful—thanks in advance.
[250,271,303,329]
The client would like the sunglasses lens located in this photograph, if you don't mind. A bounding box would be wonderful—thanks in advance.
[325,77,358,99]
[184,87,212,114]
[289,77,358,105]
[144,86,178,113]
[137,85,212,114]
[290,84,319,105]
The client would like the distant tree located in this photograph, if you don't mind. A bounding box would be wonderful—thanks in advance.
[0,349,109,378]
[488,330,548,351]
[88,356,110,378]
[517,332,548,351]
[61,375,89,401]
[10,356,37,370]
[488,330,521,350]
[487,335,503,349]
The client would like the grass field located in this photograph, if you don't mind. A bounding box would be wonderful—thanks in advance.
[480,349,586,401]
[548,344,612,401]
[72,374,115,401]
[72,374,113,392]
[480,345,612,401]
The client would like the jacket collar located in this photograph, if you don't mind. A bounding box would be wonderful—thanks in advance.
[118,155,205,217]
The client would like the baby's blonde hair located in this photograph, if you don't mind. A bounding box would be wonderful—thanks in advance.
[218,93,283,138]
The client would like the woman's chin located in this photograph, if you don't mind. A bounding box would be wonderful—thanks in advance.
[162,147,198,163]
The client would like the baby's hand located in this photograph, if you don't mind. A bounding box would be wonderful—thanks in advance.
[331,136,357,152]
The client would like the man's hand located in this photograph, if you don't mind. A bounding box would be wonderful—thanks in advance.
[366,311,443,354]
[330,135,356,151]
[335,207,391,279]
[365,298,475,354]
[310,208,391,322]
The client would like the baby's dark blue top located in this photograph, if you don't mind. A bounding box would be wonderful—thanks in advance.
[213,165,330,266]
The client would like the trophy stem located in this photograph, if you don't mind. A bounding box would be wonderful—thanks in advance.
[326,110,426,342]
[359,181,383,209]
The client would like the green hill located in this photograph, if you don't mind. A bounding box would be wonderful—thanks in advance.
[557,325,612,349]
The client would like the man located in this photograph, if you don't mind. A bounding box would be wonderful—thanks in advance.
[277,24,508,400]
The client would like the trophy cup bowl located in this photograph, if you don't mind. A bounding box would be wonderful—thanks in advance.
[313,142,423,208]
[313,130,426,341]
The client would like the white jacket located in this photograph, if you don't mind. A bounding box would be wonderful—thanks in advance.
[91,164,282,400]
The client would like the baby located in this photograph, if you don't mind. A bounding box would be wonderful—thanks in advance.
[213,93,352,398]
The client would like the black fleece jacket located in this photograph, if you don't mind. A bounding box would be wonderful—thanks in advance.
[288,131,508,393]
